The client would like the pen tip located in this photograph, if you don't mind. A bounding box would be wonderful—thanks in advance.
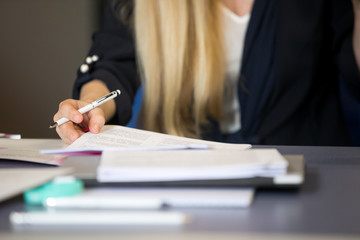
[49,123,57,129]
[116,89,121,96]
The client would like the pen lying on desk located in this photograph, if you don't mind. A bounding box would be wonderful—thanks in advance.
[10,211,189,226]
[50,90,121,128]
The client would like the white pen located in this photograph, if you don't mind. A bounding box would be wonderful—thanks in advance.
[50,90,121,128]
[10,211,189,226]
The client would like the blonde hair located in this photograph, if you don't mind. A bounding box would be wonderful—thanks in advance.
[134,0,225,138]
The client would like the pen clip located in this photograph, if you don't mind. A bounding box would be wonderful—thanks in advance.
[95,90,120,104]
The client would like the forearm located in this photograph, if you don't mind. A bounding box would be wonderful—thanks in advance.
[80,80,116,122]
[353,0,360,71]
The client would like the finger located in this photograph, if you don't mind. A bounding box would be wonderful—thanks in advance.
[55,100,84,124]
[87,108,106,134]
[56,122,85,144]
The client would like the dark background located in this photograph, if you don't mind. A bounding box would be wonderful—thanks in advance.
[0,0,104,138]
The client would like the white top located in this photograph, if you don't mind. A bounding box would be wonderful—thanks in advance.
[219,4,250,134]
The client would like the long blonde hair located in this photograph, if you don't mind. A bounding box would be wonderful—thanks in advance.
[134,0,225,138]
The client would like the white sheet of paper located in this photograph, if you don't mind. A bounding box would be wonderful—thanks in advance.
[0,168,72,203]
[41,125,251,155]
[97,149,288,182]
[0,139,67,165]
[50,187,255,208]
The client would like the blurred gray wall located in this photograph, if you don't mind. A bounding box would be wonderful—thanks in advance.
[0,0,102,138]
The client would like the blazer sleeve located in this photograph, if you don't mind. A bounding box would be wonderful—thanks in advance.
[72,0,139,125]
[332,0,360,101]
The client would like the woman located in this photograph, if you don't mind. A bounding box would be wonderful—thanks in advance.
[54,0,360,145]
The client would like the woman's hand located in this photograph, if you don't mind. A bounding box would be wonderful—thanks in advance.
[53,98,106,144]
[54,80,116,144]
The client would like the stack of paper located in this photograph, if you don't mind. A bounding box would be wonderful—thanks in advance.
[39,125,288,187]
[36,125,291,209]
[97,149,288,183]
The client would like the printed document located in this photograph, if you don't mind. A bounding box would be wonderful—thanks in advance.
[42,125,251,155]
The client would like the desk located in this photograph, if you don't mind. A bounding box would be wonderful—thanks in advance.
[1,143,360,239]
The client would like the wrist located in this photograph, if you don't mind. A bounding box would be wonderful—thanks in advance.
[80,80,109,100]
[79,80,116,122]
